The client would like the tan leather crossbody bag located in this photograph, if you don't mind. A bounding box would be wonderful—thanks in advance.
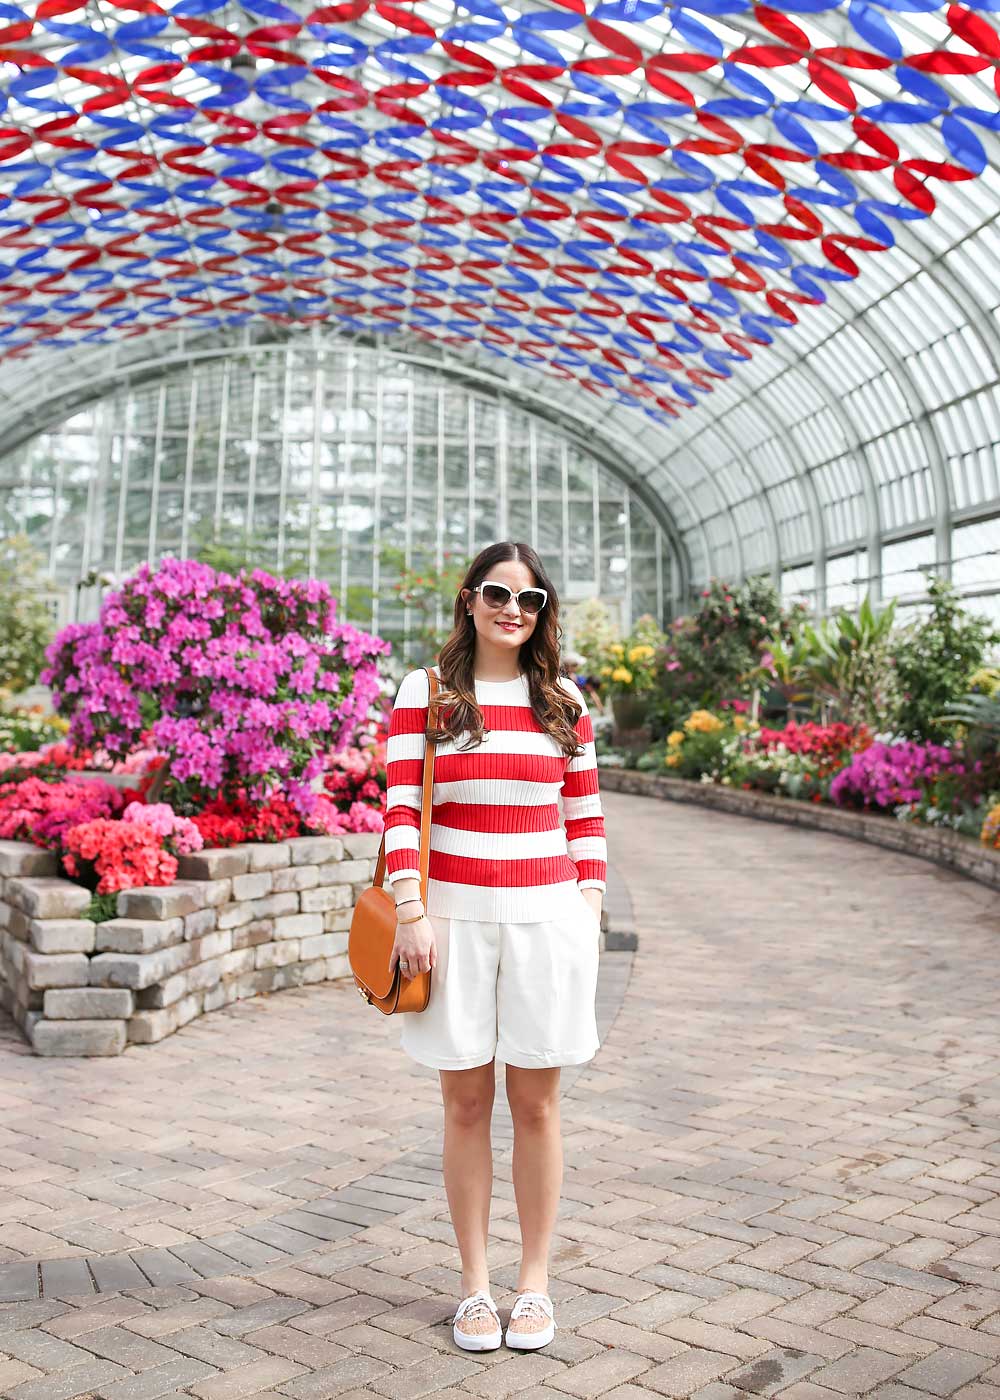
[348,666,441,1015]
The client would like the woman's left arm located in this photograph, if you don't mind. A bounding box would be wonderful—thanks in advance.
[560,681,607,921]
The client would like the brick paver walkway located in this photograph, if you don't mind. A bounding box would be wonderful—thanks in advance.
[2,790,1000,1399]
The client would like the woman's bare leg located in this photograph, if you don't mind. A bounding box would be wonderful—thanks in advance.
[440,1062,496,1321]
[505,1065,562,1305]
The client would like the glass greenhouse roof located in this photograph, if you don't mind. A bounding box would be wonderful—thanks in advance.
[1,0,999,600]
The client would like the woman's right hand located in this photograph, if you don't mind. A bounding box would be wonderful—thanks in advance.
[390,914,437,979]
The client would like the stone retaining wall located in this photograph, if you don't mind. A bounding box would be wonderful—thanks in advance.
[599,767,1000,891]
[0,832,381,1056]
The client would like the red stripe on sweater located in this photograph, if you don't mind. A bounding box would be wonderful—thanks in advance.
[432,802,564,832]
[416,850,580,888]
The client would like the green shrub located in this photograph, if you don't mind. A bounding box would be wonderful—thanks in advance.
[894,577,999,742]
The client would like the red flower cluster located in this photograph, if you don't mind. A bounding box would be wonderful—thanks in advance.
[192,793,305,848]
[63,819,178,894]
[0,775,131,847]
[322,737,386,816]
[757,722,872,775]
[32,742,96,771]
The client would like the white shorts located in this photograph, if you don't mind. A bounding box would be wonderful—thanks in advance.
[399,887,602,1071]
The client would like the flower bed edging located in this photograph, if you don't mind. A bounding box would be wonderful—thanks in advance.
[598,768,1000,892]
[0,832,381,1057]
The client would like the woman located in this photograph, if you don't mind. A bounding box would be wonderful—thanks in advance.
[383,541,607,1354]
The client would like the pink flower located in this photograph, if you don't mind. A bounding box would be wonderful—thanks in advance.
[42,558,390,822]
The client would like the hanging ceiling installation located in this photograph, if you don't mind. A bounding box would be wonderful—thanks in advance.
[1,0,999,595]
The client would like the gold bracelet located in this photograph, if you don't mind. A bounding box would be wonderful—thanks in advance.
[397,910,425,924]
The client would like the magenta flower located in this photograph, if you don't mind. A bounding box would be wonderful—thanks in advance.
[42,558,391,820]
[830,741,958,810]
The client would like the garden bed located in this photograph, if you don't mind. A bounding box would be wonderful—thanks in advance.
[0,832,380,1056]
[598,768,1000,892]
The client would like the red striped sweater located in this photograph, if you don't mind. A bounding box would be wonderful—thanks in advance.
[383,666,608,922]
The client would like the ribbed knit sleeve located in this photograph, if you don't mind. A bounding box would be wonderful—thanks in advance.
[560,680,608,892]
[383,667,429,887]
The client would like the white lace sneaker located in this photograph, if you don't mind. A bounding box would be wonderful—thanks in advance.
[505,1290,556,1349]
[453,1289,503,1351]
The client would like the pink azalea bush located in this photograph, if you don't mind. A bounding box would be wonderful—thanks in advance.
[830,741,958,810]
[42,559,390,823]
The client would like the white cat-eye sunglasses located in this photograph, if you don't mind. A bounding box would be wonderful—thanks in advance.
[467,580,548,615]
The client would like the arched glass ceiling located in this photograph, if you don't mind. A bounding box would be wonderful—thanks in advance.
[1,0,999,608]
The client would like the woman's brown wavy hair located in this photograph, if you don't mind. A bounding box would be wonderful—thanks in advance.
[427,541,585,760]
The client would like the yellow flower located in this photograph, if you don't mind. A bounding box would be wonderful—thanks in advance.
[684,709,724,735]
[667,730,685,748]
[982,803,1000,849]
[733,715,747,732]
[970,667,1000,697]
[609,643,625,658]
[664,753,681,767]
[627,644,654,662]
[611,666,633,684]
[599,665,613,677]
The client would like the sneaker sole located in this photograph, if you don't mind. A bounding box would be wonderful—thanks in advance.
[454,1325,502,1351]
[505,1321,555,1349]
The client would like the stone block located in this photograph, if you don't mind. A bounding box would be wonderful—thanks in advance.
[324,908,354,932]
[325,953,350,980]
[300,932,347,961]
[240,967,275,996]
[203,980,239,1013]
[2,901,30,942]
[220,947,255,978]
[184,906,218,941]
[191,929,231,962]
[89,942,193,990]
[117,884,203,920]
[217,901,254,930]
[6,877,91,920]
[94,917,184,954]
[128,993,202,1045]
[300,957,329,985]
[198,878,233,908]
[186,957,225,993]
[176,848,250,880]
[340,832,383,859]
[0,841,58,878]
[137,972,190,1009]
[255,940,300,969]
[316,859,372,885]
[231,871,273,901]
[271,865,319,893]
[29,919,96,955]
[3,931,26,974]
[25,951,89,991]
[288,836,344,866]
[250,891,299,920]
[231,919,274,950]
[43,988,134,1020]
[243,842,292,871]
[32,1019,127,1056]
[271,961,308,991]
[300,885,352,913]
[273,912,323,941]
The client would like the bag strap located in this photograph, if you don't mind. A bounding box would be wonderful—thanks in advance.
[372,665,441,901]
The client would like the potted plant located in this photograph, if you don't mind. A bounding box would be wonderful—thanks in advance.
[599,616,663,746]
